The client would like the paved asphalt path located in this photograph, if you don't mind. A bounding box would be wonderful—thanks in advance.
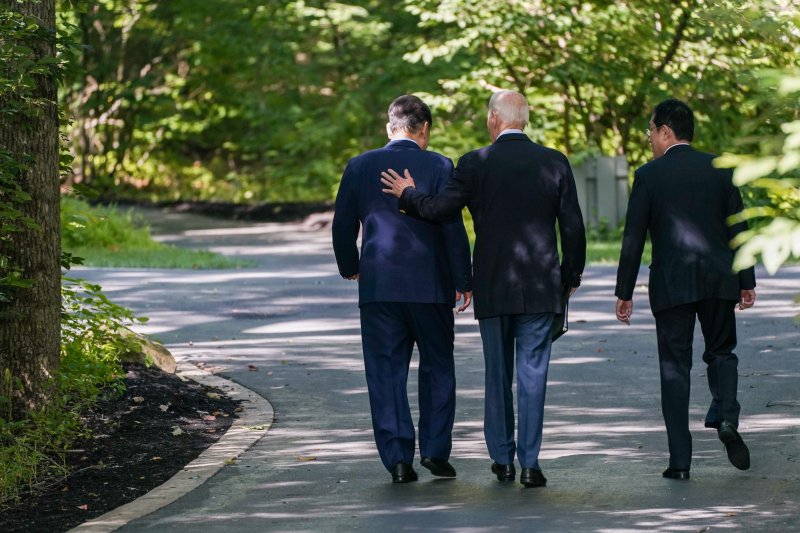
[74,208,800,532]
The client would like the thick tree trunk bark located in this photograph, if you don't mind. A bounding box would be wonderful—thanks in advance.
[0,0,61,419]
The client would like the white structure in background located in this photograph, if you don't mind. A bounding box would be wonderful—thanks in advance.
[572,155,629,229]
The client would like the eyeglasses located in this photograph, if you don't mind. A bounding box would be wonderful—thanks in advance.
[646,124,666,138]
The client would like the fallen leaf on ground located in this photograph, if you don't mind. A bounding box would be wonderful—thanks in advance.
[766,400,800,407]
[172,426,185,436]
[224,458,236,465]
[296,456,317,461]
[151,456,162,461]
[159,404,170,412]
[207,392,221,399]
[132,396,145,403]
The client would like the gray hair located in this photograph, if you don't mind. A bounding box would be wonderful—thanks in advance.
[488,90,529,127]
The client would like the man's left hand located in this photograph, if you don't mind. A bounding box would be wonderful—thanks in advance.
[738,289,756,310]
[381,168,416,198]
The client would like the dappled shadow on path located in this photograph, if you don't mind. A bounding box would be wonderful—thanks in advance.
[72,222,800,532]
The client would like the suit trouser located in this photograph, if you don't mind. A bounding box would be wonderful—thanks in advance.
[653,298,740,470]
[479,313,554,469]
[360,302,456,470]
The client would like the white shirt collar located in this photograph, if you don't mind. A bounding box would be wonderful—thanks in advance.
[497,128,524,139]
[390,136,420,147]
[664,142,690,154]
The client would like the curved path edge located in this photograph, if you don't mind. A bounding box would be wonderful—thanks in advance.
[69,360,275,533]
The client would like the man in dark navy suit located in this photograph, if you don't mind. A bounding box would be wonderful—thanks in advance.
[332,95,472,483]
[615,99,757,480]
[381,90,586,488]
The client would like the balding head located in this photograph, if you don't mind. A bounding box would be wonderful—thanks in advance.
[489,90,529,128]
[486,90,529,142]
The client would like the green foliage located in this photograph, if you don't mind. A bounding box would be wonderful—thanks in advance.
[0,276,144,504]
[61,196,254,268]
[717,68,800,275]
[53,1,800,204]
[403,0,799,167]
[59,0,436,202]
[0,8,45,302]
[62,196,156,249]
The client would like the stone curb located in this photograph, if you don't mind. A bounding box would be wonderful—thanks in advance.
[69,361,274,533]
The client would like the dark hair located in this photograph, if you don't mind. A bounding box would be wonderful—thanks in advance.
[652,99,694,141]
[388,95,432,134]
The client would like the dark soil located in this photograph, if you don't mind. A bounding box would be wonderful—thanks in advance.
[1,363,242,533]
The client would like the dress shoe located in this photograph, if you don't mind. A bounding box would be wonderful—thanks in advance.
[718,420,750,470]
[520,468,547,487]
[420,457,456,478]
[390,462,418,483]
[491,461,516,482]
[662,467,690,480]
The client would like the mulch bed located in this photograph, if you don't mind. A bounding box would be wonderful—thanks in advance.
[1,363,242,533]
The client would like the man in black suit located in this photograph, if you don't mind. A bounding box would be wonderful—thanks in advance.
[381,90,586,487]
[615,99,757,480]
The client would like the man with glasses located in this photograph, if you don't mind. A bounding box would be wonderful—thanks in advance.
[615,99,757,480]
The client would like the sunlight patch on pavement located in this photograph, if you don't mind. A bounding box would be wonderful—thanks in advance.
[243,318,360,335]
[551,356,609,365]
[597,504,760,533]
[204,244,333,256]
[547,406,645,416]
[131,311,227,334]
[742,414,800,431]
[544,422,662,435]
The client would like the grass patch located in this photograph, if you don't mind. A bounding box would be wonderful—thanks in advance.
[64,246,253,269]
[61,197,255,269]
[587,239,652,265]
[1,279,141,504]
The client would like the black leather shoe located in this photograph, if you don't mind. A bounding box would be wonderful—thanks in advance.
[520,468,547,487]
[390,463,418,483]
[420,457,456,478]
[662,467,690,480]
[491,462,516,482]
[718,420,750,470]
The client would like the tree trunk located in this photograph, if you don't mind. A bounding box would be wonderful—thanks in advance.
[0,0,61,419]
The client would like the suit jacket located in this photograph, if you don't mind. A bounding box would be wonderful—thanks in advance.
[615,144,756,313]
[398,133,586,320]
[332,139,472,306]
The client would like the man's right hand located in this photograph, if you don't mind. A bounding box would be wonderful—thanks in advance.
[739,289,756,310]
[381,168,416,198]
[616,298,632,325]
